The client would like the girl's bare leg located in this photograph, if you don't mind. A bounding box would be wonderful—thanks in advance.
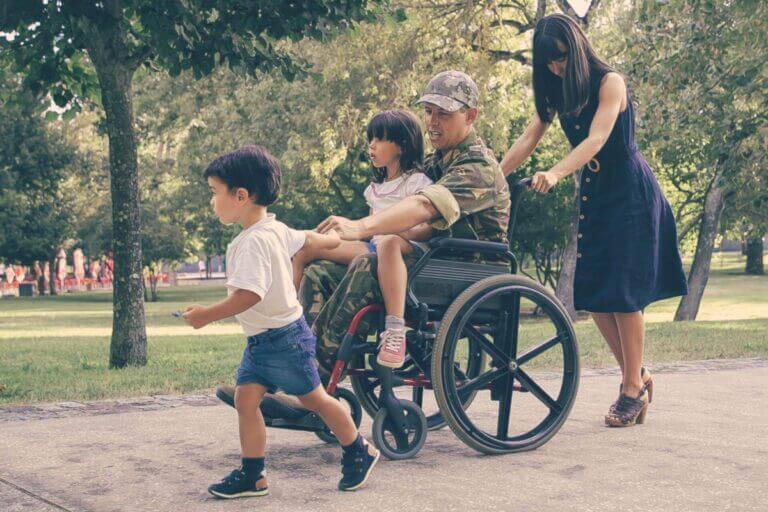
[292,240,370,290]
[376,235,413,317]
[614,311,645,397]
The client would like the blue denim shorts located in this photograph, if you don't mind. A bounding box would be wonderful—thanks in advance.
[236,317,322,396]
[365,239,427,254]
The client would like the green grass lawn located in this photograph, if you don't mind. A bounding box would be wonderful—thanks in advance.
[1,253,766,405]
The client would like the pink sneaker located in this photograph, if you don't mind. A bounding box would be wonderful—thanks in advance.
[376,329,406,368]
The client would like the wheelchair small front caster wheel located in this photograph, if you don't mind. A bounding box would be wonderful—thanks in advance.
[314,387,363,444]
[371,399,427,460]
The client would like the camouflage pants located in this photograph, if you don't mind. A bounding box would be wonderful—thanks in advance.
[298,254,383,373]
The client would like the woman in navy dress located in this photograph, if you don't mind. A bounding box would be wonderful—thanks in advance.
[501,14,688,427]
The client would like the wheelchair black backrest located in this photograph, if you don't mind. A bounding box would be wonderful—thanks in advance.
[406,177,532,315]
[407,238,516,310]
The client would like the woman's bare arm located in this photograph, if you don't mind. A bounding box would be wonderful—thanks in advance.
[500,113,550,176]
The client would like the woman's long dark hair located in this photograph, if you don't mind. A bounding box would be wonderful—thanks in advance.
[532,14,617,122]
[366,109,425,184]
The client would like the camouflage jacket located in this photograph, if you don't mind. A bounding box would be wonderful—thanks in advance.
[418,129,511,260]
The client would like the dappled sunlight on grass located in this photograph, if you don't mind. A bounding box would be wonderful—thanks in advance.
[0,267,766,405]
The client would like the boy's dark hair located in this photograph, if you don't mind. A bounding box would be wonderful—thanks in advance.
[203,145,281,206]
[366,109,425,184]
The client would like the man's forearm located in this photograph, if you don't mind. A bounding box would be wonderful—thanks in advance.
[359,195,438,239]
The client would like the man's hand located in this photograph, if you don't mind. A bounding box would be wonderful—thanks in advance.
[183,304,210,329]
[324,228,341,246]
[316,216,365,241]
[531,171,559,194]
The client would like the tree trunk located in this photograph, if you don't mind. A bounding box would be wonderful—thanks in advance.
[48,255,57,296]
[745,236,765,275]
[555,172,580,320]
[674,169,726,321]
[88,33,147,367]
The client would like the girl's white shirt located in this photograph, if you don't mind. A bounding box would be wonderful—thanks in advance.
[363,172,433,245]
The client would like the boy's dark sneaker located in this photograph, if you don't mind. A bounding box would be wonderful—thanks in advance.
[208,468,269,499]
[338,441,380,491]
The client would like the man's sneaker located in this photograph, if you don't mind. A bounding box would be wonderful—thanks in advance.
[208,468,269,499]
[338,441,380,491]
[376,329,406,368]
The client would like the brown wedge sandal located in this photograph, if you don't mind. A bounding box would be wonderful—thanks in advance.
[605,384,650,427]
[608,367,653,415]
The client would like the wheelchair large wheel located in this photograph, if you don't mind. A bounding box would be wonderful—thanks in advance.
[432,274,579,454]
[350,335,485,431]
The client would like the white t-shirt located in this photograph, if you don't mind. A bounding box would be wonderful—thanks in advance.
[363,172,433,244]
[225,214,306,336]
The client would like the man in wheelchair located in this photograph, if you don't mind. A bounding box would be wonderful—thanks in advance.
[216,71,580,459]
[307,70,511,372]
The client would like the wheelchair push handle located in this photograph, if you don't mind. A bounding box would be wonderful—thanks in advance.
[516,176,553,194]
[517,176,533,189]
[509,176,551,240]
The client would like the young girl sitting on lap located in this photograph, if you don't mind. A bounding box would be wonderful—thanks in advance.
[293,109,433,368]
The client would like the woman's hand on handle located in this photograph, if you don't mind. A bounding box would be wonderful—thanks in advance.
[531,171,559,194]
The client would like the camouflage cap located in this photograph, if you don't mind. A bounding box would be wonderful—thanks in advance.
[416,70,479,112]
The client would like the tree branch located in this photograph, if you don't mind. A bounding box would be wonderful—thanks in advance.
[473,46,530,64]
[678,213,703,242]
[488,18,534,32]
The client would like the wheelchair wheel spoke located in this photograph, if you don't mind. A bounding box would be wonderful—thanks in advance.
[496,384,514,439]
[515,368,561,413]
[456,367,505,395]
[465,325,510,366]
[499,293,521,361]
[495,294,520,440]
[517,333,566,366]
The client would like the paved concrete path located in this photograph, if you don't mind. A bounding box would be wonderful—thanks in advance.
[2,360,767,512]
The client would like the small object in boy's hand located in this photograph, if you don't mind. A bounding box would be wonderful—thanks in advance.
[171,311,184,318]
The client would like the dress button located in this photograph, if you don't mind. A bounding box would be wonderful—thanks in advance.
[577,253,582,258]
[578,233,583,239]
[585,177,591,183]
[575,124,581,129]
[579,214,585,220]
[582,196,588,201]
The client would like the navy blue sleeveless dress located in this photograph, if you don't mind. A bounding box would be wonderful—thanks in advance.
[559,77,688,312]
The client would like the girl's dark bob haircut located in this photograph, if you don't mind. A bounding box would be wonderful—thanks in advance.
[532,13,619,123]
[366,109,425,183]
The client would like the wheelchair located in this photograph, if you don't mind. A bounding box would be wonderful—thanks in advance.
[217,177,579,460]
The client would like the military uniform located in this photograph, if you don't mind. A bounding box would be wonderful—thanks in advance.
[419,129,510,258]
[302,71,512,372]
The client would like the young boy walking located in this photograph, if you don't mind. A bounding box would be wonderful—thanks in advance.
[183,145,379,498]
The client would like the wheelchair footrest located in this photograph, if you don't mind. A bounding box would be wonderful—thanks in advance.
[260,394,308,421]
[260,394,329,432]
